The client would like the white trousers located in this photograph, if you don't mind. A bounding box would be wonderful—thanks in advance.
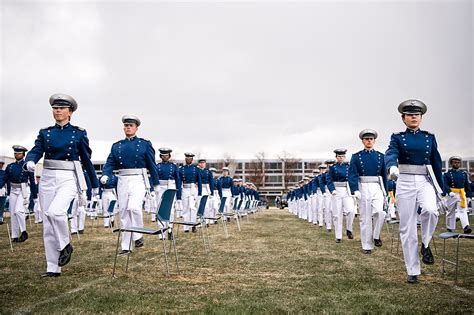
[397,174,438,276]
[33,199,43,223]
[182,185,197,231]
[310,195,318,224]
[8,187,28,238]
[446,192,470,230]
[358,182,386,250]
[70,195,86,233]
[323,194,332,229]
[222,189,232,213]
[316,191,324,226]
[102,190,117,227]
[199,184,211,223]
[40,169,77,273]
[332,187,355,240]
[117,175,146,250]
[156,181,176,229]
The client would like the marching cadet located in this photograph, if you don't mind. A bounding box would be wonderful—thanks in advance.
[25,93,99,277]
[155,148,181,237]
[327,150,355,243]
[387,179,397,220]
[218,167,233,214]
[178,153,202,232]
[308,175,317,224]
[100,174,118,228]
[443,156,472,234]
[312,169,323,227]
[197,159,214,226]
[0,160,6,198]
[0,146,38,242]
[208,168,221,223]
[348,129,387,254]
[317,164,330,231]
[33,176,43,224]
[101,115,160,254]
[385,100,443,284]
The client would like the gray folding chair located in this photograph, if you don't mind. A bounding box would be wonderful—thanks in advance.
[94,199,117,230]
[0,196,13,252]
[112,189,176,278]
[204,197,229,238]
[439,231,474,283]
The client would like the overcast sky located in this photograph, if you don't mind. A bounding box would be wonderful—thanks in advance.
[1,0,473,162]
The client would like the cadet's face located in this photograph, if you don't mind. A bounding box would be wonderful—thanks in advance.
[53,107,72,123]
[223,170,229,176]
[451,160,461,169]
[123,123,138,137]
[161,154,170,162]
[198,161,206,168]
[185,157,193,164]
[336,155,345,163]
[403,113,422,129]
[362,137,375,149]
[0,163,4,169]
[320,168,326,173]
[14,152,25,160]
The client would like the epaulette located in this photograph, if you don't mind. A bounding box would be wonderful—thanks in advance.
[72,125,86,131]
[421,130,434,136]
[393,131,405,135]
[41,126,54,130]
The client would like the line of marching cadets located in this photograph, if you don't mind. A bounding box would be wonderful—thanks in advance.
[0,93,262,279]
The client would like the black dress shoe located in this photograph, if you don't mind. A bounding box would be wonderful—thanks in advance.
[363,249,372,254]
[78,230,84,235]
[0,221,4,225]
[374,239,382,247]
[226,218,231,222]
[118,249,131,256]
[192,227,197,233]
[168,232,174,240]
[58,243,74,267]
[335,239,342,243]
[327,229,332,233]
[19,231,29,242]
[184,230,189,233]
[12,238,19,243]
[464,225,472,234]
[41,272,61,278]
[135,238,144,248]
[347,230,354,239]
[447,228,453,232]
[407,275,418,284]
[421,243,434,265]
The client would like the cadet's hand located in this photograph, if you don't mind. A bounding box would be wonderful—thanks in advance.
[331,190,337,196]
[100,176,109,185]
[92,188,99,198]
[389,166,399,180]
[23,198,29,207]
[150,191,156,199]
[449,192,456,197]
[323,192,329,197]
[26,161,36,173]
[353,191,361,199]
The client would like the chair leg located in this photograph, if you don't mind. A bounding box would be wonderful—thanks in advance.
[431,236,438,255]
[442,238,446,278]
[125,232,133,273]
[204,220,211,251]
[160,229,170,276]
[222,216,229,239]
[199,222,208,254]
[112,230,122,278]
[235,213,241,232]
[171,227,180,273]
[7,223,13,252]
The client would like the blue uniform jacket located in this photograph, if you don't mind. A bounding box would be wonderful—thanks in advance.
[348,149,387,194]
[217,176,233,198]
[102,136,159,187]
[179,164,202,196]
[0,160,38,198]
[199,168,215,195]
[318,174,327,194]
[443,169,472,197]
[157,161,182,199]
[385,128,443,188]
[326,162,349,192]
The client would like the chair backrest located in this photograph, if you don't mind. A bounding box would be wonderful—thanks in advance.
[107,200,117,214]
[157,189,176,222]
[91,201,98,209]
[233,198,238,210]
[0,196,7,219]
[196,195,209,217]
[218,197,227,214]
[245,200,250,210]
[67,199,75,216]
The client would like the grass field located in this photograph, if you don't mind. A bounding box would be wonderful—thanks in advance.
[1,208,473,314]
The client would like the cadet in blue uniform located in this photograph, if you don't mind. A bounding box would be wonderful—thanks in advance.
[101,115,159,254]
[155,148,181,237]
[348,129,387,254]
[178,153,202,232]
[317,164,329,230]
[197,159,214,225]
[25,93,99,277]
[327,150,355,243]
[100,174,118,228]
[443,156,471,234]
[385,100,443,284]
[218,167,233,213]
[0,146,37,242]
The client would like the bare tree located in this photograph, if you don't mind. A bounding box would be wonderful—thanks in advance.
[246,152,266,189]
[277,150,301,192]
[222,153,237,177]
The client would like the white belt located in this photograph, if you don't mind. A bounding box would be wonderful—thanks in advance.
[159,179,175,185]
[10,183,23,189]
[399,164,428,175]
[334,182,348,187]
[183,183,195,188]
[43,159,75,170]
[222,188,231,191]
[359,176,380,183]
[118,169,143,176]
[103,188,115,193]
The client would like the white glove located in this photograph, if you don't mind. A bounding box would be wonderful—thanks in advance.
[150,191,156,199]
[389,166,399,180]
[92,188,99,197]
[449,192,456,197]
[323,192,329,197]
[23,197,29,207]
[176,200,183,211]
[33,198,39,203]
[331,190,337,196]
[100,175,109,185]
[353,191,361,199]
[26,161,36,172]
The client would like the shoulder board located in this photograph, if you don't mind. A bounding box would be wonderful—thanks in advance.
[41,126,54,131]
[421,130,434,136]
[376,150,384,156]
[72,125,86,131]
[138,137,150,143]
[393,131,405,135]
